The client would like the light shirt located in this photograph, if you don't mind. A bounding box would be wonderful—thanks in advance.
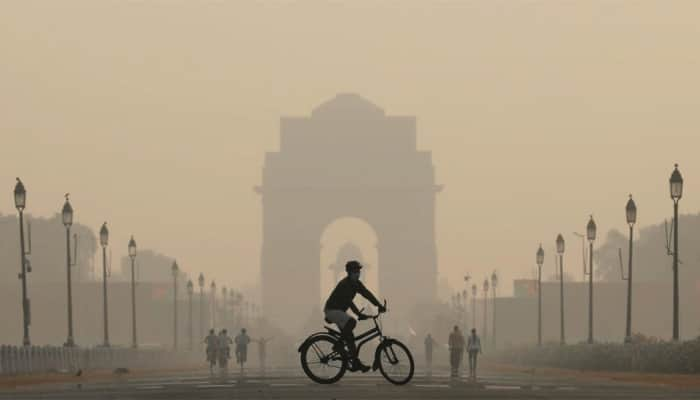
[467,334,481,352]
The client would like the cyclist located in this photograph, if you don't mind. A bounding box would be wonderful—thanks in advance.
[323,260,386,373]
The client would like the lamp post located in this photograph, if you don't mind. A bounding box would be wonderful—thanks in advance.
[128,236,138,348]
[471,284,477,329]
[670,164,683,341]
[14,178,31,346]
[99,222,110,347]
[482,279,489,345]
[62,194,76,347]
[462,289,468,334]
[491,271,498,349]
[624,196,637,343]
[172,261,179,350]
[222,286,228,330]
[187,279,194,351]
[211,281,217,330]
[586,216,597,344]
[556,234,566,345]
[536,244,544,346]
[198,273,205,341]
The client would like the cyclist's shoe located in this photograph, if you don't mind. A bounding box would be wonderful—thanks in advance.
[350,359,371,373]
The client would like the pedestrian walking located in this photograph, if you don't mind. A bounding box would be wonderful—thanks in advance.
[424,333,437,377]
[235,328,251,372]
[467,328,482,380]
[218,329,233,375]
[448,325,465,378]
[203,329,218,374]
[254,337,273,374]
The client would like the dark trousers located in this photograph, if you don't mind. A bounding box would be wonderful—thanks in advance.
[449,349,462,377]
[468,350,479,377]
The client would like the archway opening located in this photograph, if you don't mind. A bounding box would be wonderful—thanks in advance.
[319,217,379,308]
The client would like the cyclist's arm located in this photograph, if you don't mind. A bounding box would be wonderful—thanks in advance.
[357,282,382,307]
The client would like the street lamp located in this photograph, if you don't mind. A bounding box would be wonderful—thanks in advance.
[128,235,138,348]
[624,196,637,343]
[198,273,205,342]
[187,279,194,351]
[172,261,179,350]
[222,286,228,330]
[211,280,217,330]
[62,194,76,347]
[556,233,566,345]
[491,271,498,349]
[14,178,31,346]
[99,222,110,347]
[586,215,597,344]
[536,244,544,346]
[482,279,489,345]
[471,284,477,329]
[670,164,683,341]
[462,289,468,334]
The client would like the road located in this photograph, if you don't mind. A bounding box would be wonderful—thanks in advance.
[1,367,696,399]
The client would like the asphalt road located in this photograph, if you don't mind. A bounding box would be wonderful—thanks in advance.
[1,367,696,400]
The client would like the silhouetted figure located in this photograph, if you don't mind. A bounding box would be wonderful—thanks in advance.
[448,325,465,378]
[424,333,437,376]
[255,337,273,373]
[218,329,233,374]
[323,260,386,373]
[204,329,218,374]
[467,328,482,380]
[235,328,251,372]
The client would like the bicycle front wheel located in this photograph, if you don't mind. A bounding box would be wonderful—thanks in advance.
[377,339,414,385]
[300,335,347,384]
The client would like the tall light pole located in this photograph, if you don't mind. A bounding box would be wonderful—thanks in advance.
[624,196,637,343]
[172,261,179,350]
[556,234,566,345]
[198,273,205,341]
[536,244,544,346]
[586,216,597,344]
[462,289,468,334]
[670,164,683,341]
[222,286,228,330]
[491,271,498,349]
[14,178,32,346]
[471,284,477,329]
[62,194,76,347]
[99,222,110,347]
[187,279,194,351]
[128,235,138,348]
[482,279,489,345]
[211,281,217,330]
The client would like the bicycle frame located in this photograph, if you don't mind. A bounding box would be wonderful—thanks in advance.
[353,317,385,354]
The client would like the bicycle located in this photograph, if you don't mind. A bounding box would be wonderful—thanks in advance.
[298,302,415,385]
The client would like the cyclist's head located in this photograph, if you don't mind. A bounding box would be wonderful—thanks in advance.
[222,329,227,334]
[242,328,247,334]
[471,328,476,335]
[453,325,459,331]
[209,329,214,335]
[345,260,363,280]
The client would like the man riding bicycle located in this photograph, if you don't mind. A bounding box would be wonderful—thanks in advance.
[323,260,386,373]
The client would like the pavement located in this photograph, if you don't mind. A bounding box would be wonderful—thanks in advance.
[1,366,697,399]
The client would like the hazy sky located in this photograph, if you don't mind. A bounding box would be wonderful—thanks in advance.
[2,1,700,298]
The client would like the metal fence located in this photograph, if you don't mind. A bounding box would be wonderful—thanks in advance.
[0,345,198,375]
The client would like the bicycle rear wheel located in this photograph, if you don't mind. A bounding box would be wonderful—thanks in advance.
[300,335,347,384]
[377,339,414,385]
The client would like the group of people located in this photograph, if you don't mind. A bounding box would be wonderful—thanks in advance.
[204,328,273,374]
[204,328,249,373]
[425,326,482,379]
